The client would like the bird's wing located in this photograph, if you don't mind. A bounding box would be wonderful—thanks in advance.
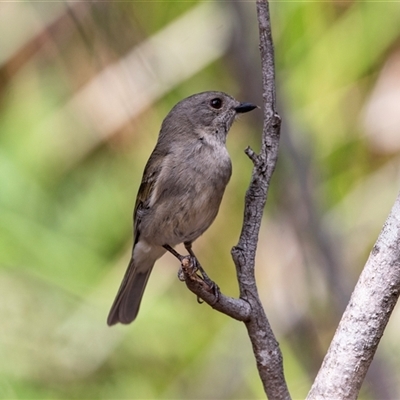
[133,147,168,244]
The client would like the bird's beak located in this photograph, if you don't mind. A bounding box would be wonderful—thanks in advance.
[234,102,258,114]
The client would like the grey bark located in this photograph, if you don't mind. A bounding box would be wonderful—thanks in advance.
[307,191,400,399]
[180,0,290,398]
[180,0,400,398]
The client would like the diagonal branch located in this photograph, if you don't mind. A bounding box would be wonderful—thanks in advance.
[179,256,251,321]
[307,191,400,400]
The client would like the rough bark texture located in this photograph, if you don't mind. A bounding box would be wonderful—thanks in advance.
[179,1,400,398]
[231,1,289,398]
[179,256,251,321]
[180,0,291,398]
[307,191,400,399]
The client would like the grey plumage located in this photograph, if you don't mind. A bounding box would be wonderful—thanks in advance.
[107,91,256,326]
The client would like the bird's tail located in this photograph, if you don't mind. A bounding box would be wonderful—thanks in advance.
[107,258,154,326]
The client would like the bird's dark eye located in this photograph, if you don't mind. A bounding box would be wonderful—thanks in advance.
[210,98,223,109]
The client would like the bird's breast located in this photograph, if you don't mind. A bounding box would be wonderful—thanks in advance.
[141,141,232,246]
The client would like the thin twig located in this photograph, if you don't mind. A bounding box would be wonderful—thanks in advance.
[180,0,290,398]
[180,257,251,321]
[231,0,288,398]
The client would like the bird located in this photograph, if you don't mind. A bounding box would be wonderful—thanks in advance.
[107,91,257,325]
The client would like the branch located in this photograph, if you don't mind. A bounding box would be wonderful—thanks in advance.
[179,256,251,322]
[231,1,288,398]
[307,191,400,399]
[180,0,290,398]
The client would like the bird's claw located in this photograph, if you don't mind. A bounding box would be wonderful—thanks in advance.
[177,267,185,281]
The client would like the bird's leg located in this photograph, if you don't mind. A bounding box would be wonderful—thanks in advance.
[183,241,199,271]
[163,244,186,281]
[164,243,219,302]
[183,242,218,289]
[163,244,184,262]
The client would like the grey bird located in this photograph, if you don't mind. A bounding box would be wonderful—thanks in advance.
[107,91,257,326]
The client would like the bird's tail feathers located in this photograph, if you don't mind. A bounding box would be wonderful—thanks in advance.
[107,258,154,326]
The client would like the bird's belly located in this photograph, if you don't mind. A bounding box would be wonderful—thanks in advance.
[141,169,229,246]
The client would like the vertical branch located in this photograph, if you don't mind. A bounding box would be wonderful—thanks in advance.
[181,0,290,397]
[231,0,289,398]
[181,1,400,398]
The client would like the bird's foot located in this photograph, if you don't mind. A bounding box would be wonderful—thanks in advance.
[181,256,220,303]
[165,244,219,303]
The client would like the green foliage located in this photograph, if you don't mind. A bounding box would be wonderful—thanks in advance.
[1,1,400,399]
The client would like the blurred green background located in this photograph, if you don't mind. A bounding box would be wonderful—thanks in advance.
[1,1,400,399]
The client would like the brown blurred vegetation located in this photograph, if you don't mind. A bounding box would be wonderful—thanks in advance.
[1,1,400,399]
